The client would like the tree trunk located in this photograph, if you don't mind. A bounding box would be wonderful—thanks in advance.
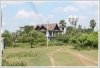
[31,43,33,48]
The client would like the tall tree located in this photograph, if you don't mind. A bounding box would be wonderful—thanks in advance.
[2,30,12,47]
[78,25,82,32]
[12,32,17,47]
[28,30,46,48]
[59,20,66,30]
[17,25,46,48]
[69,17,78,28]
[20,25,34,34]
[89,19,96,30]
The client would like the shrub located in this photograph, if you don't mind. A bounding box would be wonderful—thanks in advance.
[56,34,69,43]
[2,59,27,66]
[38,42,47,46]
[2,30,13,47]
[74,32,98,49]
[48,41,64,46]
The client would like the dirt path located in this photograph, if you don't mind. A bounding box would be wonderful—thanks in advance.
[65,51,98,66]
[48,48,97,66]
[48,49,61,66]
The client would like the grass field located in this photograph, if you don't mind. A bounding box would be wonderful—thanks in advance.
[2,46,98,66]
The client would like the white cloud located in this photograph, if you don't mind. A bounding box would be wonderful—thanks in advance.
[52,5,79,13]
[15,9,45,20]
[63,5,79,13]
[88,11,98,16]
[39,14,55,23]
[15,9,55,24]
[48,15,54,19]
[16,9,37,19]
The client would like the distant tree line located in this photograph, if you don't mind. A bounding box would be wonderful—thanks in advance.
[2,19,98,50]
[2,25,46,48]
[55,19,98,50]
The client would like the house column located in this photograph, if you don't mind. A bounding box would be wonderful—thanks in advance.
[52,32,53,36]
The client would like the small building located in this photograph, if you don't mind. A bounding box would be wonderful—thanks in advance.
[35,23,63,40]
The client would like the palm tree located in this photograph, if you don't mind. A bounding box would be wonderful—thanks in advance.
[89,19,96,30]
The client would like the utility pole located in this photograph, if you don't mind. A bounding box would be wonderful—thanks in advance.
[47,20,49,47]
[0,9,4,53]
[0,8,2,66]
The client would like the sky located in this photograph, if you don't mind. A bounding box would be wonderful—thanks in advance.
[1,1,99,32]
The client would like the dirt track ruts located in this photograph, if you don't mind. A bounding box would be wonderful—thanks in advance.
[48,48,98,66]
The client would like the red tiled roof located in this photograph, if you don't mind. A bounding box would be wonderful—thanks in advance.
[43,23,57,30]
[35,23,62,31]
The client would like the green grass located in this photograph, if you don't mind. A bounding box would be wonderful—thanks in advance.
[79,50,98,61]
[2,46,98,66]
[54,51,83,66]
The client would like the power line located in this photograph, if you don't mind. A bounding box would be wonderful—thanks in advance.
[28,2,38,14]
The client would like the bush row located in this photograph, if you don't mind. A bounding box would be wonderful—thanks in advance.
[55,32,98,50]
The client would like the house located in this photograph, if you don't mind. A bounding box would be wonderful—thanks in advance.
[35,23,63,39]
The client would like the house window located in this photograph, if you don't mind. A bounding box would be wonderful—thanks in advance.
[49,31,52,36]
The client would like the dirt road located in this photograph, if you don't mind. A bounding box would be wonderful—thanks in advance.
[48,48,98,66]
